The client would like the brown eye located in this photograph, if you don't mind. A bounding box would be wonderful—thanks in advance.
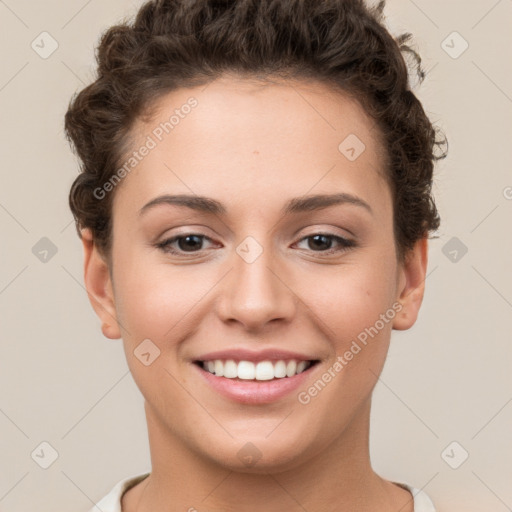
[296,234,356,254]
[156,234,213,254]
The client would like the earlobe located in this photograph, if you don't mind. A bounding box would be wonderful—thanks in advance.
[81,228,121,339]
[392,238,429,331]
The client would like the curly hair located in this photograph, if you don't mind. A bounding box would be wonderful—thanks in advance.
[64,0,447,265]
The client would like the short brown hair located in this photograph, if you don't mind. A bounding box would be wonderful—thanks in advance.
[64,0,448,264]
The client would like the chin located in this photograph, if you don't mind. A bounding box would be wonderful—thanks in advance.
[197,431,319,475]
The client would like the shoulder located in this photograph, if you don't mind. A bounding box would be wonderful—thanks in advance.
[87,472,150,512]
[393,481,437,512]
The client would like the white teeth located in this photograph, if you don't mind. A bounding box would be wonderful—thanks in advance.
[201,359,313,380]
[274,360,287,378]
[296,360,307,374]
[255,361,274,380]
[224,359,238,378]
[286,360,297,377]
[238,361,255,380]
[214,360,224,377]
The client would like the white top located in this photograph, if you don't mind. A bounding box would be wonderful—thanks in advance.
[87,472,437,512]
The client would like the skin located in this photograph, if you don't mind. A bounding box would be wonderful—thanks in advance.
[81,75,428,512]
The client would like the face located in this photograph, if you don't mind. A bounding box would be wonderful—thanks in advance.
[83,76,427,473]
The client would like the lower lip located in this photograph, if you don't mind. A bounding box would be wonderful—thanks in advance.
[194,363,317,404]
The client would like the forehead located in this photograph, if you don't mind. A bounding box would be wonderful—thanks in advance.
[113,75,390,217]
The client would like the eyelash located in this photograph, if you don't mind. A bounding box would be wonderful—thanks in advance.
[155,232,356,257]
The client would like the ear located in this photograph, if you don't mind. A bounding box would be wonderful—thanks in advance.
[392,237,428,331]
[81,228,121,339]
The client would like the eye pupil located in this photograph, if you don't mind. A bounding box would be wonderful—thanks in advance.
[179,235,203,251]
[309,235,332,251]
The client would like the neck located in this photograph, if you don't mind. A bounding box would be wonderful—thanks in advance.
[125,396,413,512]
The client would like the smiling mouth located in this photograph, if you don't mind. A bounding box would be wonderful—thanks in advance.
[194,359,320,381]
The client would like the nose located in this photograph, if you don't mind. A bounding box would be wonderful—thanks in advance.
[216,241,297,332]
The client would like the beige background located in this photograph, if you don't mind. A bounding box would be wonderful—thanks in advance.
[0,0,511,510]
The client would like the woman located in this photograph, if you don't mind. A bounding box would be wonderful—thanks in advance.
[64,0,447,510]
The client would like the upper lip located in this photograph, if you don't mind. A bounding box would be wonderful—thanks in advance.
[194,348,319,363]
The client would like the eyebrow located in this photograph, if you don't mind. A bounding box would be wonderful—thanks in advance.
[138,192,373,217]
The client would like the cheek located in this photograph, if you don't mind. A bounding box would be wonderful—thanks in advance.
[302,257,398,345]
[113,254,201,344]
[112,258,199,415]
[292,262,397,431]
